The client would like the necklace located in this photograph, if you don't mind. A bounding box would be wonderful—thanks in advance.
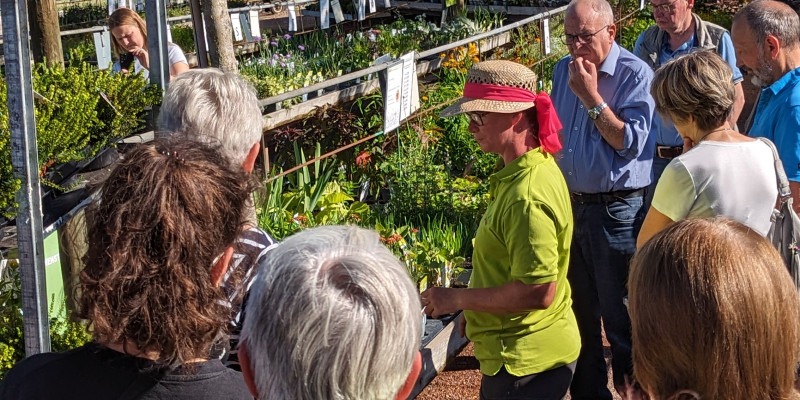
[699,126,732,142]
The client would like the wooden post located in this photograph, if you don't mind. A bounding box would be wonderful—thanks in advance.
[27,0,63,65]
[202,0,237,72]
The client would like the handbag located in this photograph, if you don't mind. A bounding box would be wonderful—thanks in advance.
[759,137,800,290]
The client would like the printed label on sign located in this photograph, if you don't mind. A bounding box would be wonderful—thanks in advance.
[249,10,261,39]
[383,61,404,133]
[357,0,365,21]
[543,18,551,55]
[288,5,297,31]
[320,0,330,29]
[331,0,344,23]
[230,13,244,41]
[369,0,376,13]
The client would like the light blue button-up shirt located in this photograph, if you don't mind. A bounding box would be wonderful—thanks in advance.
[749,67,800,181]
[633,31,743,146]
[551,42,656,193]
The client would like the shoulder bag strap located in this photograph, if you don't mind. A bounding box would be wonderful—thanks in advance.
[757,137,792,200]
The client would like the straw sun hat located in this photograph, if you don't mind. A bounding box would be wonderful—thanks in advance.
[440,60,539,117]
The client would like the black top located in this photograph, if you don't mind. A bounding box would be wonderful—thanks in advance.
[0,342,252,399]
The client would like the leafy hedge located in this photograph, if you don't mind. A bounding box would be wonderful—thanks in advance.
[0,57,161,218]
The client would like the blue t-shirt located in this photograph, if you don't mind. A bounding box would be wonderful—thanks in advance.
[749,67,800,182]
[633,31,743,146]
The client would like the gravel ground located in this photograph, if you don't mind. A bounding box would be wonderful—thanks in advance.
[416,342,622,400]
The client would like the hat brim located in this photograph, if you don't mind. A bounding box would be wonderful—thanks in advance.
[439,97,536,117]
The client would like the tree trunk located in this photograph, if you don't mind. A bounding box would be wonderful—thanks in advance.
[202,0,237,72]
[27,0,63,65]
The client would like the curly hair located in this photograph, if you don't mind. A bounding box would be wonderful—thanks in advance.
[79,138,252,367]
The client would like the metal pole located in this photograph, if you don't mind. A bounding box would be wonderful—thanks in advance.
[188,0,209,68]
[1,0,51,356]
[145,0,170,128]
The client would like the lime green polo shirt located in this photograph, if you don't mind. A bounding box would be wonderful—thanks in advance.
[465,148,581,377]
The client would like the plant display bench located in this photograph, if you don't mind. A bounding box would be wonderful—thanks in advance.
[408,312,469,399]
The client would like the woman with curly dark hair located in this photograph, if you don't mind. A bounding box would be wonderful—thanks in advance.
[0,138,253,399]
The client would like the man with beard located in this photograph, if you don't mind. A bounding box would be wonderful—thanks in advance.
[732,0,800,212]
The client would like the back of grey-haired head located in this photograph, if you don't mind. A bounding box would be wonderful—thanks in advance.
[241,225,422,400]
[736,0,800,50]
[158,69,264,166]
[567,0,615,26]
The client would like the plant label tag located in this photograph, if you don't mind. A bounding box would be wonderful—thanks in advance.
[320,0,330,29]
[249,10,262,39]
[240,13,253,41]
[382,60,404,133]
[399,51,419,120]
[384,0,391,9]
[369,0,376,14]
[166,24,173,43]
[230,13,244,41]
[639,0,645,10]
[543,18,551,55]
[357,0,366,21]
[331,0,345,23]
[288,4,298,31]
[99,91,119,114]
[93,26,113,70]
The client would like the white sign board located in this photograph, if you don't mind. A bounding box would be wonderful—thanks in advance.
[357,0,365,21]
[543,18,551,55]
[249,10,261,39]
[331,0,345,23]
[230,13,244,41]
[383,61,404,133]
[320,0,330,29]
[288,4,298,31]
[369,0,376,14]
[639,0,646,10]
[93,26,113,69]
[399,51,419,120]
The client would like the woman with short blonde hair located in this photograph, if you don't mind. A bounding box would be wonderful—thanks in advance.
[637,50,778,247]
[629,218,800,400]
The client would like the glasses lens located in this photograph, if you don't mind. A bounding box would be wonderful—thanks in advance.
[468,113,481,125]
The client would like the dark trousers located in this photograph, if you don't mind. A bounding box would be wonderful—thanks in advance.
[480,362,577,400]
[567,196,645,400]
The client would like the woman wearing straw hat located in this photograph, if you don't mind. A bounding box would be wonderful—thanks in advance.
[421,60,580,399]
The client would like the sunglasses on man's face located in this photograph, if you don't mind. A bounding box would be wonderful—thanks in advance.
[467,112,488,126]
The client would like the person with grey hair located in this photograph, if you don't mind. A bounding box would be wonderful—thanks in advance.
[732,0,800,213]
[550,0,655,398]
[237,225,423,400]
[637,51,777,246]
[157,68,278,370]
[633,0,744,198]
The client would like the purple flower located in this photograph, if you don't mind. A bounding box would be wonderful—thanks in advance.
[281,62,286,67]
[298,45,305,51]
[284,34,292,40]
[270,41,278,46]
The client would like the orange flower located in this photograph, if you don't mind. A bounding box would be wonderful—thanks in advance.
[355,150,372,167]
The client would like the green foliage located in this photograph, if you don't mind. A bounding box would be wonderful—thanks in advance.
[0,260,91,380]
[59,3,106,29]
[0,58,161,217]
[171,25,197,54]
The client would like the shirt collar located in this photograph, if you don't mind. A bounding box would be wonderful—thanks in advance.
[597,42,620,77]
[767,66,800,95]
[491,148,548,183]
[661,32,696,54]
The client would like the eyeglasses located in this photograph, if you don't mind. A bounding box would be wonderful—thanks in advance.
[562,25,609,45]
[648,0,680,14]
[467,112,488,126]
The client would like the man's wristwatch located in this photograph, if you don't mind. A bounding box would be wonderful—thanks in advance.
[588,102,608,120]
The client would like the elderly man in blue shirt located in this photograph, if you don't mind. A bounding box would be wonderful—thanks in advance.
[633,0,744,190]
[550,0,655,398]
[733,0,800,214]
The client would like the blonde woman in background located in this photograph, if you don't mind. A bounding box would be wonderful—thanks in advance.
[109,7,189,79]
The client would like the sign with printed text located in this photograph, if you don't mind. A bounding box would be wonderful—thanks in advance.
[93,26,112,69]
[320,0,330,29]
[288,4,298,31]
[383,60,404,133]
[369,0,376,14]
[230,13,244,41]
[249,10,261,39]
[543,18,551,55]
[331,0,345,23]
[399,51,420,120]
[357,0,366,21]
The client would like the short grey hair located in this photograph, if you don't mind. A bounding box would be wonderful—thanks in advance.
[158,69,264,166]
[241,225,422,400]
[735,0,800,50]
[651,51,734,131]
[567,0,614,26]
